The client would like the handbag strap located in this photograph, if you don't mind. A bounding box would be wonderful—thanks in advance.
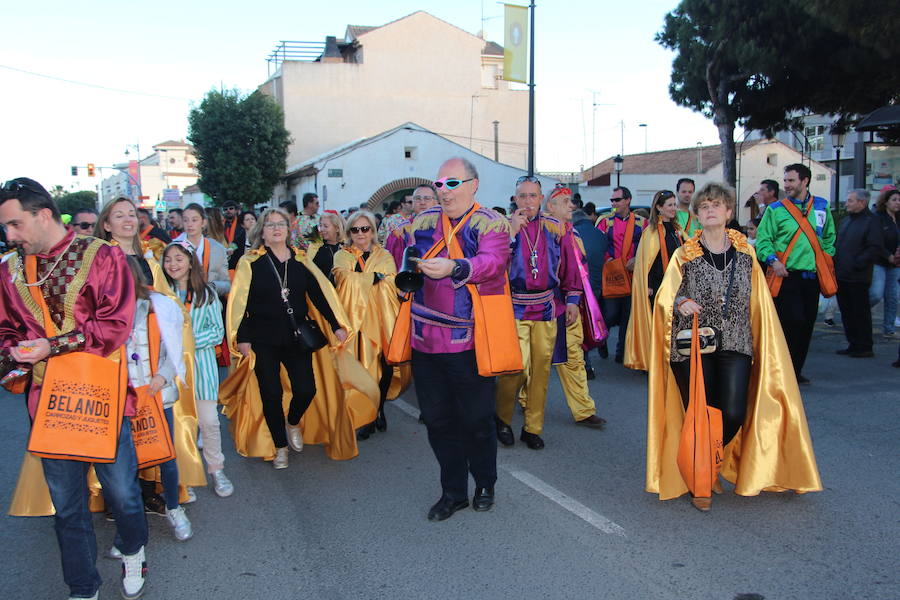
[722,249,738,320]
[781,197,830,270]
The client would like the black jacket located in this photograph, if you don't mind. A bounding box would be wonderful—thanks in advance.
[573,210,608,296]
[834,209,884,283]
[873,211,899,267]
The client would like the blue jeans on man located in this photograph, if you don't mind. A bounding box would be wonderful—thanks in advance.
[41,417,148,598]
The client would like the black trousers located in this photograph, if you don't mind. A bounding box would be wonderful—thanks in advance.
[671,350,752,446]
[836,279,873,352]
[412,349,497,502]
[253,342,316,449]
[601,295,631,359]
[772,271,820,376]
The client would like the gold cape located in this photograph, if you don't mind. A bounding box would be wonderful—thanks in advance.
[645,229,822,500]
[219,248,379,461]
[8,258,205,517]
[333,245,411,400]
[624,227,660,371]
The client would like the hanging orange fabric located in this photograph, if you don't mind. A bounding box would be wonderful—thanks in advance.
[23,256,127,463]
[602,212,636,298]
[676,314,724,499]
[200,237,232,367]
[657,224,671,272]
[224,219,237,244]
[780,198,837,297]
[765,228,803,297]
[132,312,176,469]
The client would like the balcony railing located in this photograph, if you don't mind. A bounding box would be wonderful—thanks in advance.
[267,41,327,75]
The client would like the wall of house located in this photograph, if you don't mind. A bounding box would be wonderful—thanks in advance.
[282,127,555,213]
[262,12,528,171]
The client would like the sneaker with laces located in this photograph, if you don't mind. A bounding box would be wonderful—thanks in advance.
[211,469,233,497]
[107,545,123,560]
[286,424,304,452]
[165,506,193,541]
[120,546,147,600]
[273,447,289,469]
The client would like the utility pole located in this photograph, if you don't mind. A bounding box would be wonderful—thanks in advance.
[493,120,500,162]
[527,0,536,176]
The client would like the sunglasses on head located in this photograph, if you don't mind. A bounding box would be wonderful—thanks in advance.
[433,177,474,189]
[349,225,372,234]
[73,221,96,230]
[1,180,43,196]
[516,175,541,186]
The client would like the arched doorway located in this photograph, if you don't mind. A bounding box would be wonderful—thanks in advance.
[365,177,433,212]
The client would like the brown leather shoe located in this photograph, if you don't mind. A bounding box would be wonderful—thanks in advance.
[691,496,712,512]
[576,415,607,429]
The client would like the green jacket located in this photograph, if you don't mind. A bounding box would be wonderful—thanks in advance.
[676,210,701,237]
[755,195,835,272]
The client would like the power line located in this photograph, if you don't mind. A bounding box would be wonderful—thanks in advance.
[0,64,193,101]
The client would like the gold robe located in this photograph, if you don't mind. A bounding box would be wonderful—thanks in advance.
[8,257,205,517]
[645,229,822,500]
[333,245,411,401]
[219,248,379,461]
[624,227,660,371]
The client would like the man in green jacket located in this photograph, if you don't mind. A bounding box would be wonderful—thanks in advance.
[756,163,836,384]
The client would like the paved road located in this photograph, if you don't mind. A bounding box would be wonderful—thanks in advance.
[2,323,897,599]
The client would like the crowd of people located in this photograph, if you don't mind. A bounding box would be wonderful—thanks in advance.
[0,159,897,598]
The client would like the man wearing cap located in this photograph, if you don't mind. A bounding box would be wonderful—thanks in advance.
[0,177,148,600]
[495,177,582,450]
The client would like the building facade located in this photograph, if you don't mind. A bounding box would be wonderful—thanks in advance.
[100,140,199,210]
[259,11,528,173]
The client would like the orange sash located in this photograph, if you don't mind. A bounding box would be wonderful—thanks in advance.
[132,312,176,469]
[24,255,128,463]
[602,212,636,298]
[676,314,723,498]
[224,219,238,245]
[780,198,837,297]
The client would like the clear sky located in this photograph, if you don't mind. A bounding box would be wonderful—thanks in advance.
[0,0,723,194]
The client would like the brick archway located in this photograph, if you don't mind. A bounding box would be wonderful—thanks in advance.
[366,177,433,211]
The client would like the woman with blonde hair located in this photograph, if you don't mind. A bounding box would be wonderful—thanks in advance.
[95,197,168,288]
[646,182,821,512]
[333,210,407,439]
[625,190,683,371]
[221,208,379,468]
[309,211,346,284]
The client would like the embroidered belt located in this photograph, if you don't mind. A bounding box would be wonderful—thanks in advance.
[411,303,473,328]
[511,289,554,306]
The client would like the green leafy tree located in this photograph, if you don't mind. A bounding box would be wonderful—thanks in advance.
[55,191,98,216]
[188,89,291,208]
[657,0,900,186]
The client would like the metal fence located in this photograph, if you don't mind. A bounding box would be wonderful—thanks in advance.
[267,41,327,75]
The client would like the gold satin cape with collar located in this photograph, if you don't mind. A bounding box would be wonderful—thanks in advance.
[332,244,411,400]
[220,247,379,461]
[645,229,822,500]
[8,257,205,517]
[624,226,661,371]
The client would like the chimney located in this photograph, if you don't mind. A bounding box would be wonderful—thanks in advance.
[323,36,342,63]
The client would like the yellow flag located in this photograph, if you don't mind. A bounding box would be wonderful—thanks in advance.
[503,4,528,83]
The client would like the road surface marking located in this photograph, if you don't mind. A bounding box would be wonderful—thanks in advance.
[505,468,627,538]
[390,398,420,419]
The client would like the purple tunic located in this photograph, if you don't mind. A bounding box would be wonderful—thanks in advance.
[508,215,583,321]
[408,205,511,355]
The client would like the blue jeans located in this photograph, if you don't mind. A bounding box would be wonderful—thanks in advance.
[41,417,148,598]
[160,407,180,509]
[869,265,899,333]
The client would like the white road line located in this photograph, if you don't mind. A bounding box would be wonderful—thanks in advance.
[390,397,420,419]
[505,468,627,538]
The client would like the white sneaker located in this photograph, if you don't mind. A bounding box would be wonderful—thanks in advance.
[211,469,233,497]
[120,546,146,600]
[184,487,197,504]
[165,506,193,541]
[273,447,289,469]
[286,424,304,452]
[107,545,123,560]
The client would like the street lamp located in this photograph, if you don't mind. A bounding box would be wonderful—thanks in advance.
[613,154,624,187]
[639,123,648,153]
[830,130,845,210]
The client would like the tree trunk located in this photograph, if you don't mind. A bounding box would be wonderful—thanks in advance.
[715,116,737,187]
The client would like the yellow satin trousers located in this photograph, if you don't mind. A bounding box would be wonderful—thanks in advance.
[555,314,596,421]
[496,319,557,435]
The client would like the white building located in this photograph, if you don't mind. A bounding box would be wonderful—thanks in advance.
[259,11,528,171]
[100,140,199,210]
[279,122,557,213]
[580,139,833,223]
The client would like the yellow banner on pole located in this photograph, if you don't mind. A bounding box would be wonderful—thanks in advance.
[503,4,528,83]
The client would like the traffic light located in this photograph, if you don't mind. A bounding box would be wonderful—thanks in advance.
[71,166,78,176]
[87,163,95,177]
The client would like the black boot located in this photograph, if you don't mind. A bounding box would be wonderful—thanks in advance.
[375,406,387,432]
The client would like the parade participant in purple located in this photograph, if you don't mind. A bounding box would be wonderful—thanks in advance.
[402,157,512,521]
[0,178,147,600]
[385,184,438,269]
[495,176,582,450]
